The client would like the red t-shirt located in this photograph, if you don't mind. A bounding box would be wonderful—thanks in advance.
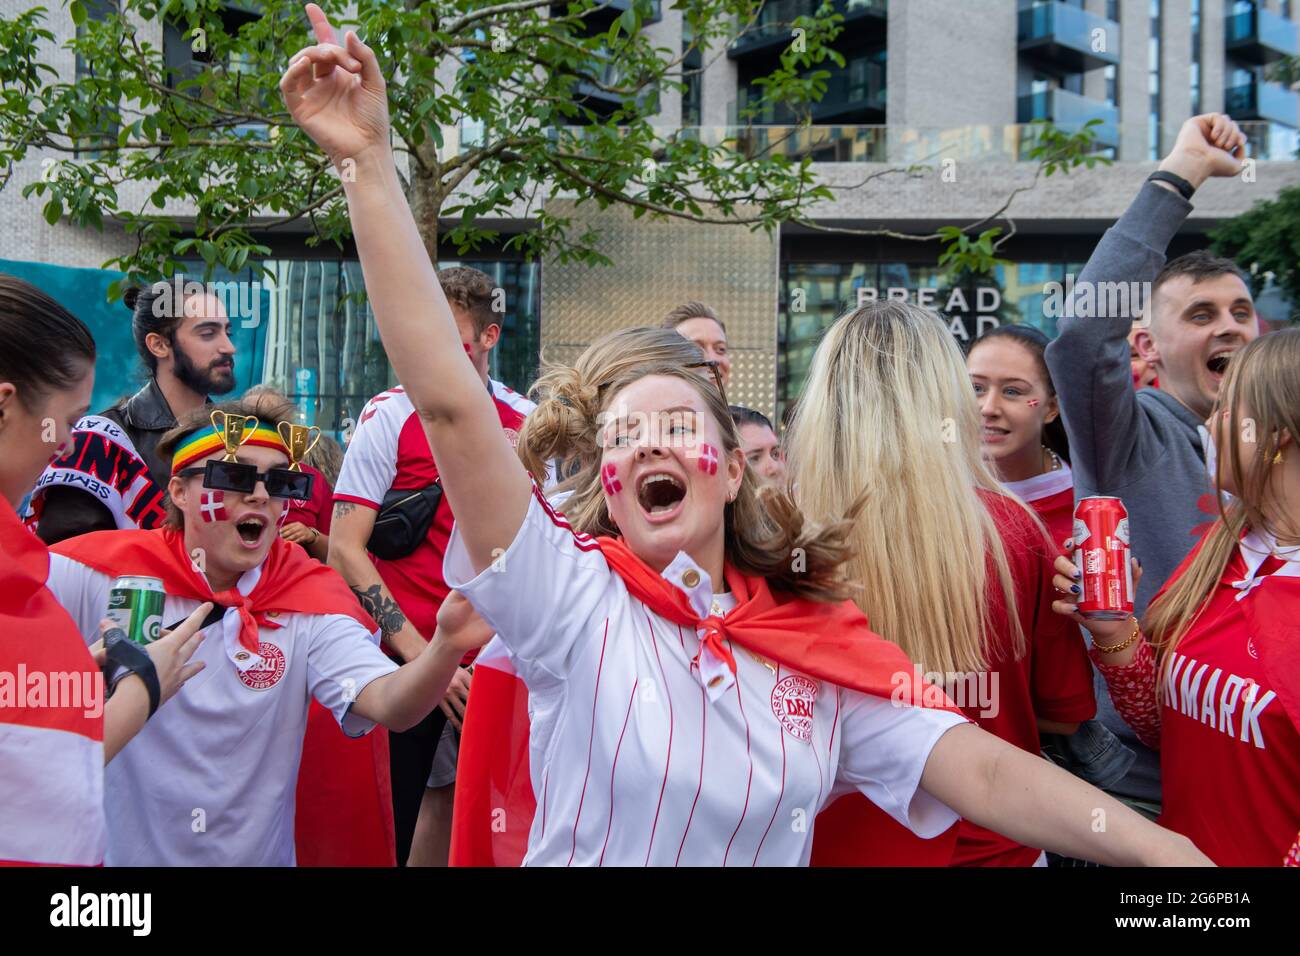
[332,381,534,642]
[285,463,333,535]
[949,490,1097,866]
[1004,462,1074,556]
[0,502,106,866]
[1149,534,1300,866]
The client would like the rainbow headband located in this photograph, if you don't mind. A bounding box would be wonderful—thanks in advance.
[171,413,289,474]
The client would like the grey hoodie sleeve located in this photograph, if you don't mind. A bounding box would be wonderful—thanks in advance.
[1044,182,1192,493]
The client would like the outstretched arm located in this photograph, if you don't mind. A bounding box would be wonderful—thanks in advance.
[920,723,1206,866]
[280,5,531,574]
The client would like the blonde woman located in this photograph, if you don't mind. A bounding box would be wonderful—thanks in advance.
[788,300,1097,867]
[276,5,1210,867]
[1053,329,1300,866]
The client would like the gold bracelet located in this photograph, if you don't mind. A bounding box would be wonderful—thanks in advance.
[1094,617,1141,655]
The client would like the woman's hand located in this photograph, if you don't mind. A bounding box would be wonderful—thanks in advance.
[439,666,473,732]
[434,591,496,656]
[279,520,317,545]
[1050,539,1143,644]
[96,601,212,707]
[279,3,390,168]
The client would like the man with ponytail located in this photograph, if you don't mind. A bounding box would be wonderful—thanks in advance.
[29,283,237,544]
[280,4,1212,867]
[1052,329,1300,865]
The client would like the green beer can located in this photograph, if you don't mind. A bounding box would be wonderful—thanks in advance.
[106,576,166,646]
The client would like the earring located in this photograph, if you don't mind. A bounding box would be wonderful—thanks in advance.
[1274,450,1285,466]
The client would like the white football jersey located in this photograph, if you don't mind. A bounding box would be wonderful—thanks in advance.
[46,554,399,866]
[444,487,966,866]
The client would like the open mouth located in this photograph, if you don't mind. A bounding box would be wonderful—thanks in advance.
[1206,352,1234,377]
[980,426,1010,442]
[636,472,686,519]
[234,514,268,548]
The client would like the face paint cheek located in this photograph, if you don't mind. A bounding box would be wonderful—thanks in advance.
[601,462,623,496]
[199,489,229,523]
[696,443,719,477]
[1026,399,1040,408]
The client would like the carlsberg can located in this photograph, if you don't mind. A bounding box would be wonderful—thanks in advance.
[106,576,166,645]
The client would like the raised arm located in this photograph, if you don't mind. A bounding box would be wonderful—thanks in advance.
[279,5,530,572]
[1044,114,1245,491]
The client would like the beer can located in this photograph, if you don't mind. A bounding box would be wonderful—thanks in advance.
[106,576,166,646]
[1072,497,1134,621]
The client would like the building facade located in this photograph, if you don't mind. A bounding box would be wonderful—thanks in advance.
[2,0,1298,426]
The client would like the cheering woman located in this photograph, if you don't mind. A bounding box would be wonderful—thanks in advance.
[279,4,1210,866]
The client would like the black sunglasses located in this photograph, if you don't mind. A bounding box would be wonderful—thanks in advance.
[178,461,315,501]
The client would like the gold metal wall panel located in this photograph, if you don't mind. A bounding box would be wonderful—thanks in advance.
[540,200,779,420]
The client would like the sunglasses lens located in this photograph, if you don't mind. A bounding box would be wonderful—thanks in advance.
[204,460,256,492]
[266,469,313,501]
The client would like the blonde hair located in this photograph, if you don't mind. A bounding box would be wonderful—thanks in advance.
[786,300,1027,674]
[1144,328,1300,681]
[519,327,854,601]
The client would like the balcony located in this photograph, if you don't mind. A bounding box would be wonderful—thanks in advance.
[1017,87,1119,148]
[1225,77,1300,126]
[729,0,887,63]
[1225,5,1298,65]
[1018,1,1120,73]
[734,58,885,124]
[551,0,662,29]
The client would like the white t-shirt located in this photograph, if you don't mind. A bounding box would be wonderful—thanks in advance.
[46,554,400,866]
[444,487,966,866]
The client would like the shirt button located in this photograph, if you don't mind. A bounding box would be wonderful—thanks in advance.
[681,568,701,588]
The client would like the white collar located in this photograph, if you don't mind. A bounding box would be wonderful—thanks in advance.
[1004,461,1073,504]
[1232,528,1300,601]
[660,552,739,701]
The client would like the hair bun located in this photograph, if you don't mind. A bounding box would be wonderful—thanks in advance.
[122,285,141,311]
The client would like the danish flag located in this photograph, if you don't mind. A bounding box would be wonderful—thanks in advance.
[200,490,228,523]
[601,463,622,496]
[698,443,719,476]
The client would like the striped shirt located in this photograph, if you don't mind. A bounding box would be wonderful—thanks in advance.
[443,489,966,866]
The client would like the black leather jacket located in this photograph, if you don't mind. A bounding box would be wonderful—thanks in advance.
[35,380,206,544]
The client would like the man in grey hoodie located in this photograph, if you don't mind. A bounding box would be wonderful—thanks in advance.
[1044,113,1256,809]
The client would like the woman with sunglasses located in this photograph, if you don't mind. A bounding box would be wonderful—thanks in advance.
[43,398,495,865]
[0,274,211,867]
[279,6,1211,866]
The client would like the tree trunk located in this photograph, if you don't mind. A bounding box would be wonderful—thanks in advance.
[408,161,441,265]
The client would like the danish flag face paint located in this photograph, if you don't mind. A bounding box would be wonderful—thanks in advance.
[1026,398,1041,408]
[697,443,719,476]
[601,462,623,496]
[200,489,228,523]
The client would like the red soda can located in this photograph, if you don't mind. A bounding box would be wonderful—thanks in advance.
[1072,497,1134,621]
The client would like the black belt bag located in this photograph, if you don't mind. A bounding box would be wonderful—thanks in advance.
[367,482,443,561]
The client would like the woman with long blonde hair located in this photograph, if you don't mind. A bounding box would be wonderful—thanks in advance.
[1053,328,1300,866]
[278,4,1211,866]
[788,300,1097,867]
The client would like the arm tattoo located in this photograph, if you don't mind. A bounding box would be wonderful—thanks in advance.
[333,501,359,520]
[351,584,407,641]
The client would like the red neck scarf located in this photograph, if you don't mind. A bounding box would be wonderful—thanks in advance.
[51,527,375,651]
[595,536,957,710]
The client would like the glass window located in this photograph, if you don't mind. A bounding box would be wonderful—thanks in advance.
[174,257,540,442]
